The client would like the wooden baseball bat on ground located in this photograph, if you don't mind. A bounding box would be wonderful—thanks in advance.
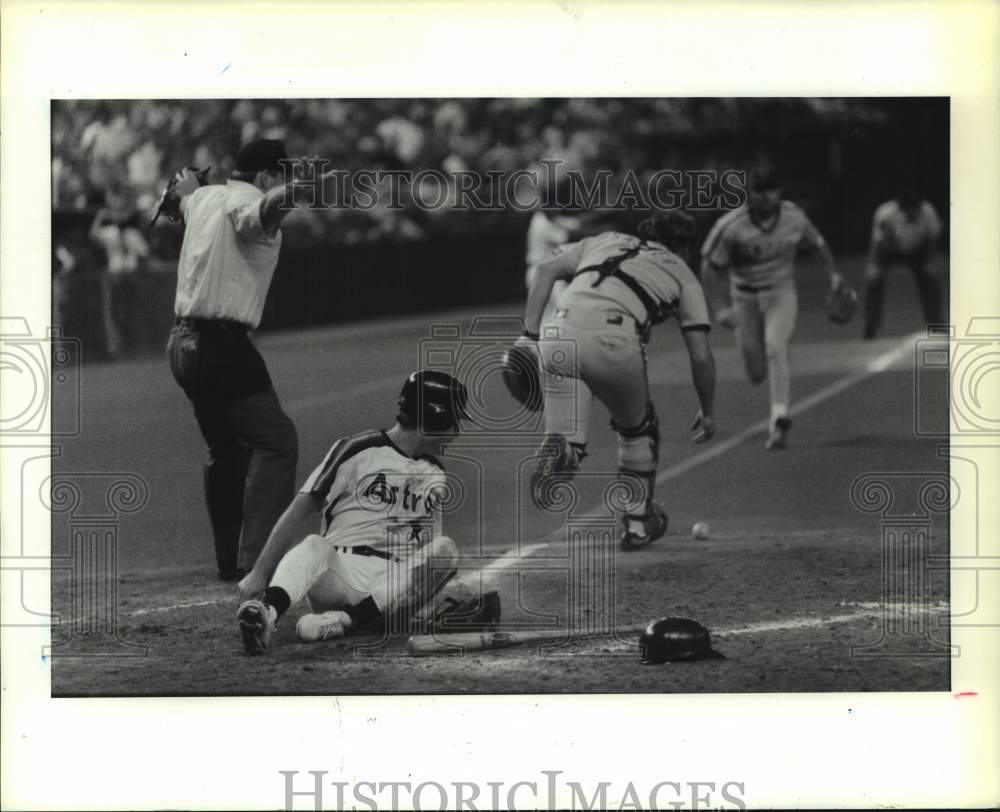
[406,623,647,655]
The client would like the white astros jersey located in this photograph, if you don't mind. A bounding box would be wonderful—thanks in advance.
[703,202,825,288]
[549,231,710,329]
[299,429,447,557]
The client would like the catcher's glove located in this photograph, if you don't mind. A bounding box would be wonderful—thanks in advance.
[501,337,544,413]
[149,165,211,226]
[826,280,859,325]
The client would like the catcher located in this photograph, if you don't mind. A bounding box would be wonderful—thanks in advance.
[514,210,717,551]
[235,370,498,654]
[701,166,849,449]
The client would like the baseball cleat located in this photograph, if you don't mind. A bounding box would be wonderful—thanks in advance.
[765,416,792,450]
[530,433,583,510]
[238,599,276,655]
[620,502,669,551]
[296,610,352,642]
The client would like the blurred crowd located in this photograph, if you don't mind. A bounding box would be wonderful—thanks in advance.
[52,98,888,244]
[52,98,941,359]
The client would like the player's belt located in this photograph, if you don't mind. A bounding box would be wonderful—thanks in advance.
[174,316,249,332]
[735,282,773,294]
[554,308,640,332]
[332,545,401,563]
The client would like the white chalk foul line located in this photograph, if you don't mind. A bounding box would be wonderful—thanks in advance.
[592,601,949,652]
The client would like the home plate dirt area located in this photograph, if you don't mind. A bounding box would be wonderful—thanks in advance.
[50,267,952,695]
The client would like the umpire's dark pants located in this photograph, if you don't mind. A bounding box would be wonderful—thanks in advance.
[864,246,943,339]
[168,318,298,576]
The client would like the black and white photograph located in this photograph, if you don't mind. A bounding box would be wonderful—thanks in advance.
[2,2,998,810]
[46,96,956,696]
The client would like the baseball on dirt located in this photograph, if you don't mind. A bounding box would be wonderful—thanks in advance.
[692,522,711,540]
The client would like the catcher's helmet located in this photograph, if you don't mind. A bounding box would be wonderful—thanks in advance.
[638,617,725,664]
[396,370,470,433]
[501,343,544,412]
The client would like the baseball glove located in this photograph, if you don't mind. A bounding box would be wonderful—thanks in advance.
[501,339,543,413]
[826,280,859,325]
[149,165,211,226]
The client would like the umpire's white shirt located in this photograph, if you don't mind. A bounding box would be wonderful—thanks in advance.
[174,180,282,329]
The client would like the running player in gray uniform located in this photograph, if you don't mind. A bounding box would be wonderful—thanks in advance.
[701,167,843,449]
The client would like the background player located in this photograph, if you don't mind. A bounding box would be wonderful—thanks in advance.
[863,188,944,339]
[519,210,717,551]
[701,166,844,449]
[235,370,467,654]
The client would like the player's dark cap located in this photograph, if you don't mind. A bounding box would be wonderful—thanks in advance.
[397,370,471,433]
[638,617,726,664]
[637,210,696,255]
[748,165,780,192]
[235,138,288,173]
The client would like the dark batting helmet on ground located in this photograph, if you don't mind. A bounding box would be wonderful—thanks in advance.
[501,343,544,412]
[638,617,726,663]
[396,370,471,433]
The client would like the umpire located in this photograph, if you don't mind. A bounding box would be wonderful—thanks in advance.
[167,138,309,581]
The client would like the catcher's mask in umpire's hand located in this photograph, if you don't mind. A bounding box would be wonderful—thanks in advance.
[639,617,726,664]
[501,343,544,413]
[397,370,471,433]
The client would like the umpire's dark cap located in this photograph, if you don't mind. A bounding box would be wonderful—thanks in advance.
[235,138,288,173]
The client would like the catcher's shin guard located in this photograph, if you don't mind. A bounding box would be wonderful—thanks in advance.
[613,403,660,511]
[613,405,666,550]
[531,433,586,510]
[613,403,660,471]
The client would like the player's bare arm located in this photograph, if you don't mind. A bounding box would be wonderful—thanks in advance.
[682,327,717,443]
[814,241,843,289]
[524,254,575,335]
[237,492,323,601]
[700,256,735,327]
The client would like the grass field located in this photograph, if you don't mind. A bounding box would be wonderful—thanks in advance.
[49,254,952,695]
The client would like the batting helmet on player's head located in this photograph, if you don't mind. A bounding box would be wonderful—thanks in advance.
[638,617,726,664]
[396,370,471,433]
[637,210,697,258]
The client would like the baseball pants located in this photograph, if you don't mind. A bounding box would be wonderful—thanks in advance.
[732,281,797,421]
[538,306,653,513]
[270,534,459,619]
[168,318,298,574]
